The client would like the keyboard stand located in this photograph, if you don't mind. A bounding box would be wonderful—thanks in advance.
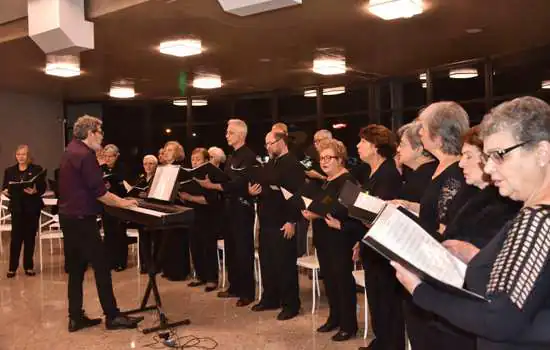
[122,227,191,334]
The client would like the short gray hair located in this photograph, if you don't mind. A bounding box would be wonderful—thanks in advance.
[73,115,102,140]
[103,144,119,155]
[398,122,433,158]
[228,119,248,138]
[143,154,158,164]
[314,129,333,141]
[208,146,226,163]
[422,101,470,155]
[481,96,550,147]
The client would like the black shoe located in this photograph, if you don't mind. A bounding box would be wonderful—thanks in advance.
[24,270,36,276]
[204,284,218,292]
[359,339,376,350]
[105,315,144,330]
[317,321,339,333]
[188,280,206,287]
[68,315,102,332]
[277,309,299,321]
[217,290,238,298]
[331,330,356,342]
[236,298,254,307]
[6,271,15,278]
[251,303,279,312]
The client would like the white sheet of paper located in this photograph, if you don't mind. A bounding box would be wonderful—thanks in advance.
[367,205,467,288]
[302,196,313,209]
[281,187,293,200]
[354,192,386,214]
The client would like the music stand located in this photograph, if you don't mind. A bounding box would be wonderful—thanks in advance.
[122,165,191,334]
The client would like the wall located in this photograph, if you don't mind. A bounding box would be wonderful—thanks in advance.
[0,92,64,180]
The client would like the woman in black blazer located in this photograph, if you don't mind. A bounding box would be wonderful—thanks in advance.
[1,145,46,278]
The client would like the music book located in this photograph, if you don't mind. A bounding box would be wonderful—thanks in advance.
[8,168,47,193]
[127,185,150,198]
[280,186,335,216]
[300,157,314,170]
[178,179,204,196]
[180,162,229,183]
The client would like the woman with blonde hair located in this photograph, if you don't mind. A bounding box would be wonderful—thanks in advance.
[2,145,46,278]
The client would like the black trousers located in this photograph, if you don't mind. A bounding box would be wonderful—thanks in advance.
[60,214,119,320]
[102,213,128,269]
[295,217,308,257]
[9,209,40,271]
[160,227,191,280]
[403,297,476,350]
[138,228,163,271]
[363,255,406,350]
[225,200,255,300]
[189,219,218,283]
[258,226,300,312]
[313,227,357,333]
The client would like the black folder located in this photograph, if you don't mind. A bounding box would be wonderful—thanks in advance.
[180,163,229,183]
[8,168,47,193]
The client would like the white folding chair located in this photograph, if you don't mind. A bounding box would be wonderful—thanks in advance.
[217,239,226,288]
[296,249,321,314]
[352,269,369,339]
[0,195,12,254]
[38,214,63,272]
[126,228,140,271]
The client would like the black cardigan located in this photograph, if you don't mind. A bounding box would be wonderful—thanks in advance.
[2,163,47,213]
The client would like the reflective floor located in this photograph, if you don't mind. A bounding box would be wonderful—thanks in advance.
[0,240,373,349]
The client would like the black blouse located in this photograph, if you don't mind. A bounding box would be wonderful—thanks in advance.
[361,159,403,265]
[401,161,438,203]
[2,163,47,213]
[312,172,363,241]
[419,162,469,236]
[413,206,550,350]
[443,186,520,248]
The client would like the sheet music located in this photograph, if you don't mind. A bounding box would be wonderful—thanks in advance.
[280,187,312,209]
[148,165,179,202]
[269,185,280,191]
[354,192,386,214]
[367,205,467,288]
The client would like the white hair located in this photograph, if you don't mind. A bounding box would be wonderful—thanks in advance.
[208,146,227,163]
[103,144,120,155]
[228,119,248,138]
[143,154,158,164]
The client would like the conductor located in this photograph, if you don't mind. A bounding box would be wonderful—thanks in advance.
[58,115,143,332]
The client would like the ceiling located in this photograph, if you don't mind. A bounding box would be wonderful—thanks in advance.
[1,0,550,101]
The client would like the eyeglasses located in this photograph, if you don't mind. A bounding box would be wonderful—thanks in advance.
[265,138,281,148]
[319,155,339,163]
[314,137,327,145]
[482,140,531,164]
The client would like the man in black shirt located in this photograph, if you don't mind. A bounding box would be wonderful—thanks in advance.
[248,131,304,320]
[58,115,143,332]
[196,119,257,307]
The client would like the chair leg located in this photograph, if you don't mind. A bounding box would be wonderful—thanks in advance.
[363,287,368,339]
[0,232,3,255]
[39,237,43,273]
[257,258,262,301]
[136,234,140,272]
[311,269,317,314]
[315,269,321,297]
[221,248,226,289]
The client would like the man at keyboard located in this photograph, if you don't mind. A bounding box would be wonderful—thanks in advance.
[58,115,144,333]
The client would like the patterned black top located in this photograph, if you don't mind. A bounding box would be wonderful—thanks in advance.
[413,205,550,350]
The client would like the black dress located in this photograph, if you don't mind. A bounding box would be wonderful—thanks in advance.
[408,162,473,350]
[413,206,550,350]
[101,163,129,270]
[160,160,191,281]
[2,163,46,272]
[361,159,406,350]
[400,161,438,203]
[312,172,361,334]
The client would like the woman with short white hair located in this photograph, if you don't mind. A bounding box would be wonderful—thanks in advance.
[208,147,226,168]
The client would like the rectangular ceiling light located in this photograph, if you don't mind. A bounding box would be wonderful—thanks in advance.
[368,0,423,20]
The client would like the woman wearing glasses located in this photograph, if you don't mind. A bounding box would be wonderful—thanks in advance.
[395,96,550,350]
[301,139,361,342]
